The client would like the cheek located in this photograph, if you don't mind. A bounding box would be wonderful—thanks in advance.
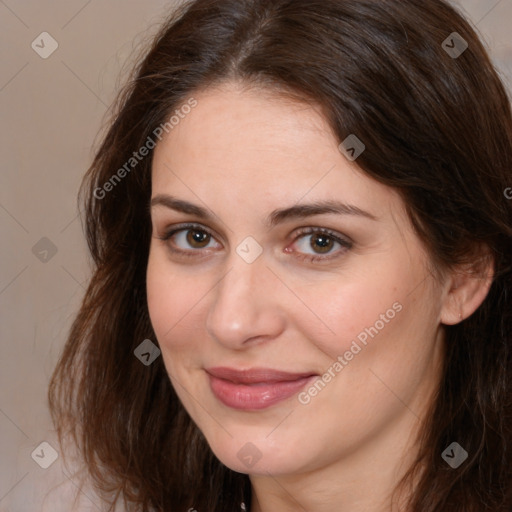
[146,250,201,352]
[295,267,406,360]
[309,264,441,418]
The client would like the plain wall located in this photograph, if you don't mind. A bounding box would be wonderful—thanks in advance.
[1,0,511,510]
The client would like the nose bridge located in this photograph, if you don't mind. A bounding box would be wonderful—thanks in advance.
[205,251,284,347]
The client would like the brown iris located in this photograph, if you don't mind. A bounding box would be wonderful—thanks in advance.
[186,229,210,248]
[310,233,334,254]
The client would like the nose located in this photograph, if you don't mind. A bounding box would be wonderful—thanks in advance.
[205,253,286,350]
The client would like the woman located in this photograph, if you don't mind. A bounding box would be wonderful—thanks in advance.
[48,0,512,510]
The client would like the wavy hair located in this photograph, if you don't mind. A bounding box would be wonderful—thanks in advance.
[48,0,512,510]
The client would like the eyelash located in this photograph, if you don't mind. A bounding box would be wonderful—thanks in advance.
[157,223,353,263]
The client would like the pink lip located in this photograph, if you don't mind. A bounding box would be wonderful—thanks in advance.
[205,367,317,410]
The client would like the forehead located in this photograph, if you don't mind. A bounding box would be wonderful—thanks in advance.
[155,84,335,167]
[151,83,402,222]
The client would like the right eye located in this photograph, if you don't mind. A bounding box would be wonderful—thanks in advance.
[158,223,222,257]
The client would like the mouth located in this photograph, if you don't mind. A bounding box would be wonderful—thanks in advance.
[205,367,318,410]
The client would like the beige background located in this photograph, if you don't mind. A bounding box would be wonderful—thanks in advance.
[1,0,511,510]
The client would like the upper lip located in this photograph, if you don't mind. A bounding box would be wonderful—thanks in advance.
[205,367,317,384]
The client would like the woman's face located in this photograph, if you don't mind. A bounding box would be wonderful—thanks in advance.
[147,82,445,477]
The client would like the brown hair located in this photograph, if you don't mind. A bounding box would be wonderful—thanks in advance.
[48,0,512,510]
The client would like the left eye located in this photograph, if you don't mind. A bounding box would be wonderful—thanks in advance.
[289,228,352,261]
[295,232,340,253]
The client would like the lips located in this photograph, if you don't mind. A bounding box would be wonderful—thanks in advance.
[205,367,318,410]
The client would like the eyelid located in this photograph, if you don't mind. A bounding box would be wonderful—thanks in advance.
[292,226,352,245]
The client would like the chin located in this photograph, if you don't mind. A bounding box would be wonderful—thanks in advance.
[203,427,315,476]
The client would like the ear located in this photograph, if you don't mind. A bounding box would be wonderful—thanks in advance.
[440,246,494,325]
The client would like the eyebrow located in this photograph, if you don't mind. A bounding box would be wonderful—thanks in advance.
[150,194,378,228]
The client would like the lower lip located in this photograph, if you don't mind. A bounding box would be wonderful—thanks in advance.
[208,374,316,410]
